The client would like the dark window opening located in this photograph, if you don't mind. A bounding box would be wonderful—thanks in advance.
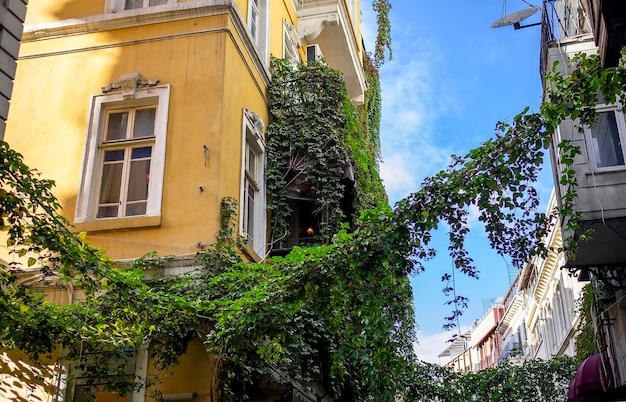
[340,176,356,227]
[270,162,356,256]
[293,199,321,245]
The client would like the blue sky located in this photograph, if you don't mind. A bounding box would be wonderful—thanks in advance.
[362,0,551,363]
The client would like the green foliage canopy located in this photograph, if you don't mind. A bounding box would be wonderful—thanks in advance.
[2,52,623,401]
[409,357,578,402]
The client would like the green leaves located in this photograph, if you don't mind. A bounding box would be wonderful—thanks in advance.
[0,141,113,361]
[187,208,416,400]
[408,357,578,401]
[395,107,549,280]
[266,59,347,239]
[372,0,393,66]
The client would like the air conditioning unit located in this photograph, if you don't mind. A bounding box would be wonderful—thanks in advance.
[306,44,323,63]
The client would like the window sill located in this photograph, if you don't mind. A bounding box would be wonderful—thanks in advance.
[583,167,626,186]
[587,165,626,174]
[240,241,262,263]
[71,215,161,233]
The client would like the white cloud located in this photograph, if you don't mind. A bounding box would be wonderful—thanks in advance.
[378,53,456,203]
[379,153,417,199]
[467,204,481,229]
[381,59,434,140]
[370,22,467,204]
[414,329,466,365]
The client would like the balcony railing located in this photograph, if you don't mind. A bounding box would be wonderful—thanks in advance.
[498,340,521,364]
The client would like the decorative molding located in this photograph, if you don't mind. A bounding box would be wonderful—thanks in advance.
[245,109,265,134]
[101,73,160,99]
[298,12,338,41]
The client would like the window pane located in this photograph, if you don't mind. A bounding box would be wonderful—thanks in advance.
[250,0,260,41]
[246,183,255,242]
[246,145,256,179]
[99,162,123,204]
[127,159,150,202]
[251,19,258,40]
[131,146,152,159]
[97,205,119,218]
[125,0,144,9]
[591,111,625,168]
[284,27,298,61]
[133,108,156,138]
[149,0,167,5]
[126,202,147,216]
[106,112,129,141]
[104,149,125,162]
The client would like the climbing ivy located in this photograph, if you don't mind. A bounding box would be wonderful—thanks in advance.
[574,278,617,363]
[351,53,387,209]
[199,208,416,400]
[574,281,598,360]
[266,57,385,244]
[266,58,350,241]
[372,0,392,66]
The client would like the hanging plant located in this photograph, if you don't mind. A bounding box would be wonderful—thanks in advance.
[372,0,393,66]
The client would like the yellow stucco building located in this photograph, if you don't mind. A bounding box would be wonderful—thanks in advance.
[1,0,368,401]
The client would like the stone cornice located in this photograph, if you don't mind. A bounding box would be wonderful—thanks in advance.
[23,0,233,41]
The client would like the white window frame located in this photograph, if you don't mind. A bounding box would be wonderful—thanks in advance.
[105,0,176,13]
[584,103,626,172]
[283,20,301,64]
[247,0,270,65]
[248,0,261,42]
[240,110,266,257]
[546,307,557,351]
[554,285,567,334]
[63,347,148,402]
[75,85,170,225]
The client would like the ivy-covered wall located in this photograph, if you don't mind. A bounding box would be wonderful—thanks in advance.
[265,55,387,247]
